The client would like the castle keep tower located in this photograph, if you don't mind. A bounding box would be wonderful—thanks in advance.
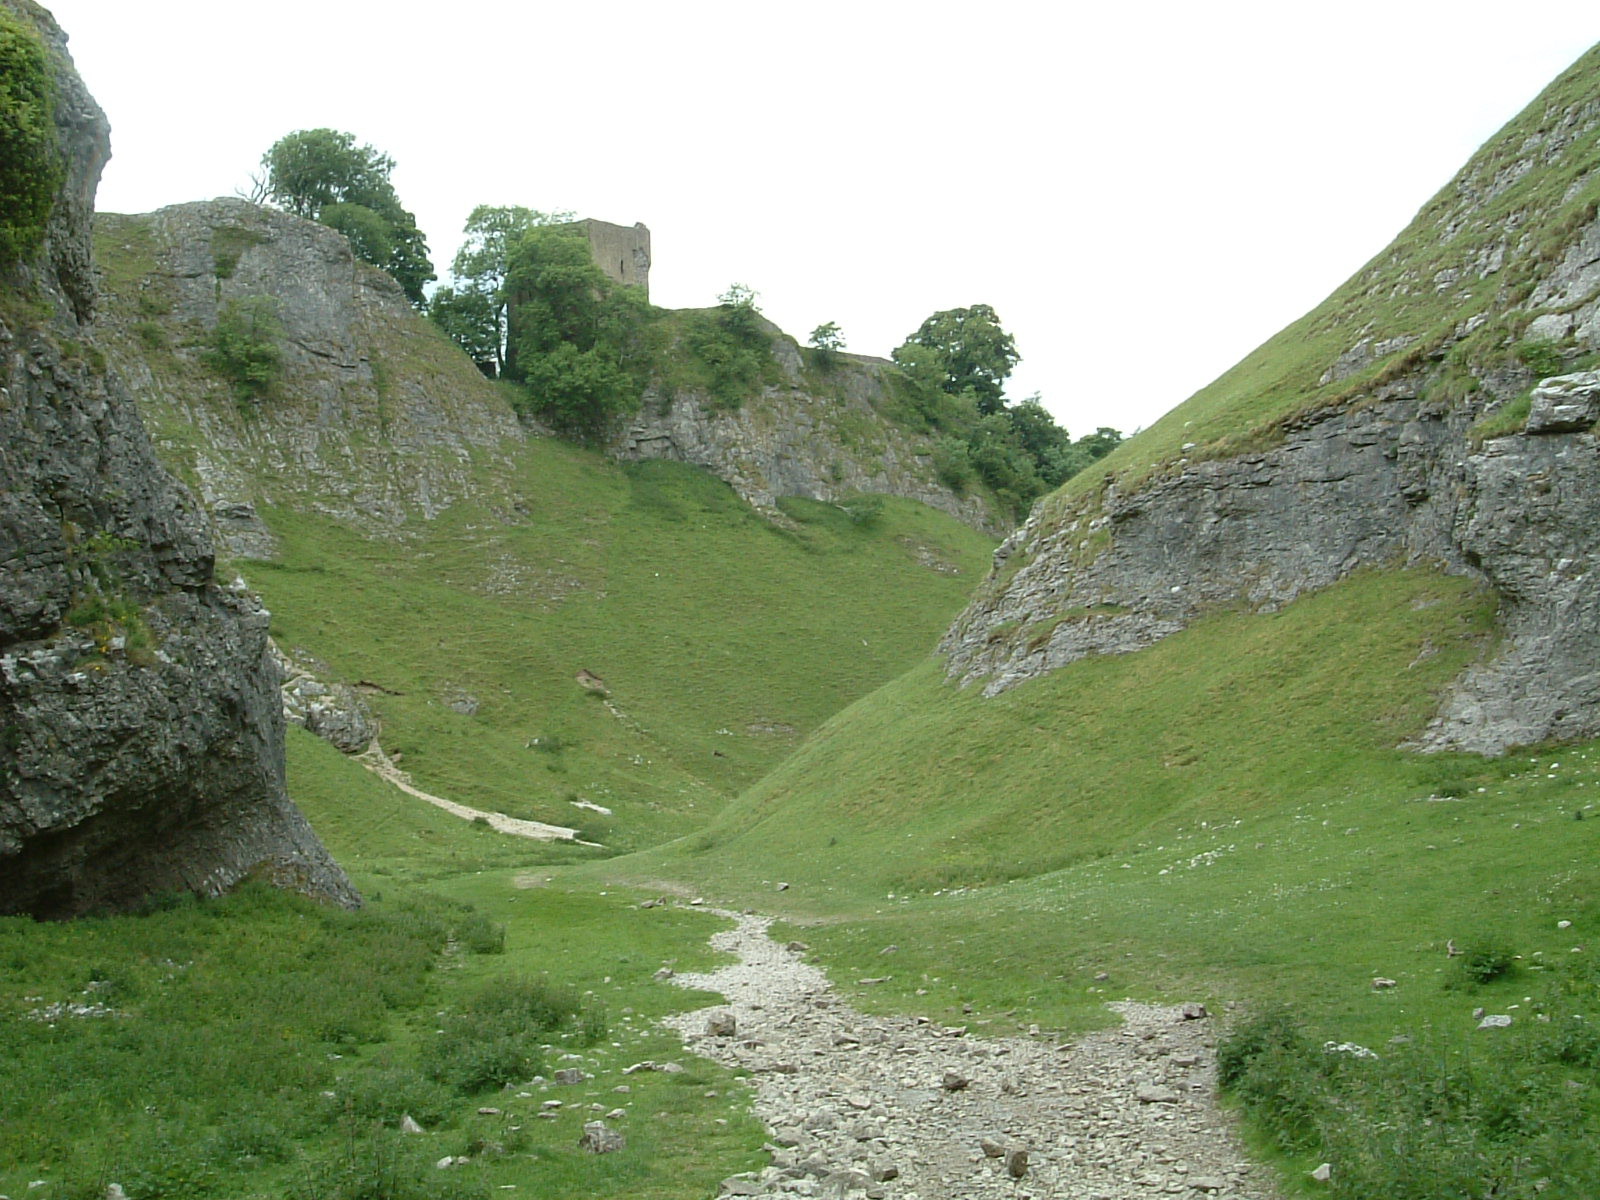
[569,218,651,298]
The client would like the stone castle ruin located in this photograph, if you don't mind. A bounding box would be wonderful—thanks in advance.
[569,218,650,297]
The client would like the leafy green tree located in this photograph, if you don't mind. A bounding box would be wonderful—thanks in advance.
[892,304,1019,415]
[434,205,572,375]
[428,285,499,371]
[0,11,60,269]
[809,322,845,352]
[809,321,846,368]
[504,226,651,437]
[259,129,434,305]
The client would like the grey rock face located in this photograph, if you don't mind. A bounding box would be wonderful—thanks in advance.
[943,369,1600,753]
[0,0,355,917]
[93,199,524,551]
[612,338,1002,536]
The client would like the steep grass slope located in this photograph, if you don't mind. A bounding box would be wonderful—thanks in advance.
[601,566,1600,1192]
[1073,41,1600,495]
[251,461,993,852]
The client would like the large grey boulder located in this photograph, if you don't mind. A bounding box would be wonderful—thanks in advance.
[0,0,355,916]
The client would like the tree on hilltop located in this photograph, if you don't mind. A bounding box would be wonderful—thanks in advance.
[432,205,572,376]
[892,303,1019,415]
[259,129,434,305]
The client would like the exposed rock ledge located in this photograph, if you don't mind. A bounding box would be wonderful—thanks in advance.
[0,0,355,916]
[943,372,1600,756]
[612,335,1003,536]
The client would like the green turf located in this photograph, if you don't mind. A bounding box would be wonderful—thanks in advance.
[250,454,994,856]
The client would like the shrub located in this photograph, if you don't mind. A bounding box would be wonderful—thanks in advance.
[1215,1007,1330,1151]
[1456,939,1518,985]
[0,12,60,268]
[457,912,505,955]
[205,296,283,402]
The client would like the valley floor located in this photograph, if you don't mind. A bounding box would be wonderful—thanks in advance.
[664,911,1277,1200]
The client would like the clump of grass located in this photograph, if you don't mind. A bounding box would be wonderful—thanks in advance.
[420,975,601,1094]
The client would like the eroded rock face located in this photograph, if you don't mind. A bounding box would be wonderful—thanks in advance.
[942,371,1600,754]
[612,336,1003,536]
[0,0,356,916]
[93,199,524,554]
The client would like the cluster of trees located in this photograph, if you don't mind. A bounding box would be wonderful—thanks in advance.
[251,130,1118,503]
[256,129,434,304]
[890,304,1121,515]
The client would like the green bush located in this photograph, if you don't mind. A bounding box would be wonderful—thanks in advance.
[1516,337,1565,379]
[1456,939,1518,985]
[458,911,506,955]
[1215,1007,1330,1151]
[205,295,283,401]
[0,12,60,268]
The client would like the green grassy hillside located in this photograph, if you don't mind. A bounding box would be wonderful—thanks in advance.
[252,454,994,853]
[594,566,1600,1192]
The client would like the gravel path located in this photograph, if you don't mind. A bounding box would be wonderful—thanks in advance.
[662,911,1279,1200]
[356,743,596,843]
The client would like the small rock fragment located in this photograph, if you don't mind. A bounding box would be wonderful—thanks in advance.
[1478,1014,1514,1029]
[1180,1002,1209,1020]
[1136,1083,1181,1104]
[706,1010,738,1038]
[1004,1146,1029,1179]
[941,1071,970,1091]
[1311,1162,1333,1183]
[399,1113,425,1134]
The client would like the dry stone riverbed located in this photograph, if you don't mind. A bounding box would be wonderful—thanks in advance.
[661,911,1279,1200]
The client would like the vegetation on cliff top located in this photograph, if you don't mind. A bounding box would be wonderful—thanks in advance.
[257,128,434,304]
[0,8,60,270]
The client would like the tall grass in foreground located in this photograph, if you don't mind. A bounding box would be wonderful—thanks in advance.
[0,883,603,1199]
[1220,948,1600,1198]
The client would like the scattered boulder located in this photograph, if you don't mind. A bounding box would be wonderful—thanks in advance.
[706,1010,738,1038]
[1136,1083,1181,1104]
[579,1121,625,1154]
[1371,977,1397,989]
[553,1068,588,1085]
[399,1114,425,1134]
[940,1071,970,1091]
[1311,1162,1333,1184]
[1478,1014,1514,1030]
[1180,1002,1209,1020]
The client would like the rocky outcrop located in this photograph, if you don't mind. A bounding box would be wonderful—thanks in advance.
[612,336,1003,535]
[0,0,355,916]
[93,199,524,554]
[942,369,1600,754]
[941,44,1600,755]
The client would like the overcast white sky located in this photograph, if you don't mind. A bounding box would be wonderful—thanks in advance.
[41,0,1599,436]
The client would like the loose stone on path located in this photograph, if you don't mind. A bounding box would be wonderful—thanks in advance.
[662,910,1280,1199]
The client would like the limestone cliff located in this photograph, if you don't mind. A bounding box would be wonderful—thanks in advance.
[613,331,1002,535]
[943,44,1600,755]
[93,199,523,556]
[0,0,356,915]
